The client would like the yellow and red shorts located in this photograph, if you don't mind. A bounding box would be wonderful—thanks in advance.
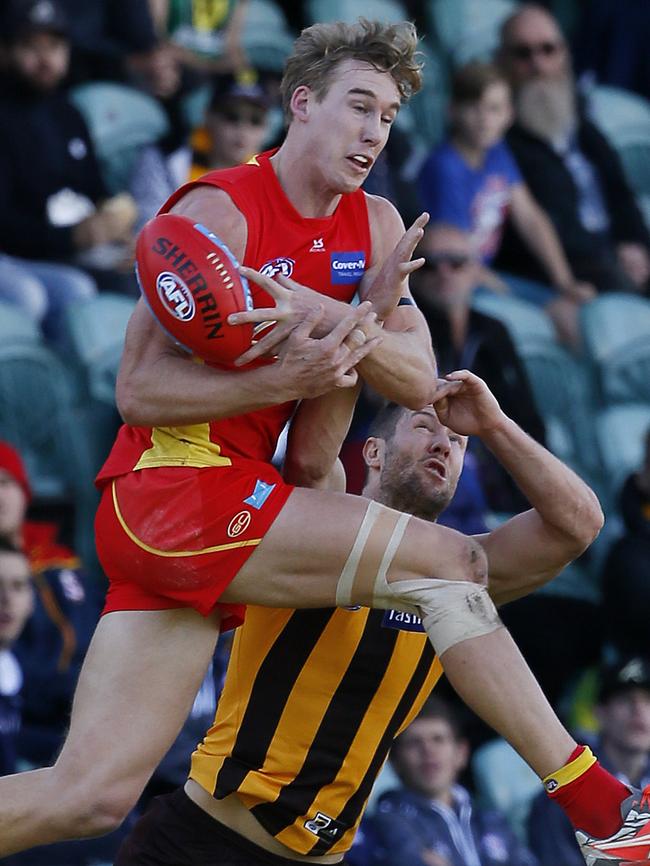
[95,461,293,632]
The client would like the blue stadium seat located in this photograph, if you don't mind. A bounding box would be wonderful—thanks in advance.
[242,0,295,72]
[580,294,650,404]
[472,738,539,842]
[0,300,42,346]
[471,291,557,345]
[305,0,409,25]
[427,0,518,66]
[0,343,88,501]
[594,403,650,501]
[62,293,136,406]
[70,82,170,193]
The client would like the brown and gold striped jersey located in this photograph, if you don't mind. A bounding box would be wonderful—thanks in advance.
[190,605,442,857]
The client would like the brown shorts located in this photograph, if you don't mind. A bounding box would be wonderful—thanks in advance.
[115,788,326,866]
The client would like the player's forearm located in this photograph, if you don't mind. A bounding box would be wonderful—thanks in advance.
[283,386,359,490]
[483,415,603,548]
[357,327,436,409]
[117,354,293,426]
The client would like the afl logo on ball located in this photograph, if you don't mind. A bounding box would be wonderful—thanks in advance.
[260,257,295,279]
[228,510,252,538]
[156,271,195,322]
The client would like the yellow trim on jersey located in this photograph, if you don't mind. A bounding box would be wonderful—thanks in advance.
[111,482,261,557]
[133,425,232,471]
[544,745,596,790]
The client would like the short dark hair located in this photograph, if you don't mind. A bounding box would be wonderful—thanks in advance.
[451,60,509,104]
[366,401,407,444]
[393,695,463,755]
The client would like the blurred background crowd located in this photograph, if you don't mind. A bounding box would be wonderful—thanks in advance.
[1,0,650,863]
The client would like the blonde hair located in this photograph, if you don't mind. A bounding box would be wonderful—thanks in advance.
[280,18,423,122]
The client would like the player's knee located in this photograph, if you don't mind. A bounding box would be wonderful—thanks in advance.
[420,527,488,588]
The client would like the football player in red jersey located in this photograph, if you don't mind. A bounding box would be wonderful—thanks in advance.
[0,19,647,866]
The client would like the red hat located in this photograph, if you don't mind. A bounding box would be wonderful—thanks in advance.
[0,441,32,502]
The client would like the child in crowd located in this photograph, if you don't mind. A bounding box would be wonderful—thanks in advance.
[418,61,594,345]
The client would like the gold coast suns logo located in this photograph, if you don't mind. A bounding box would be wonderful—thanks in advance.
[227,510,251,538]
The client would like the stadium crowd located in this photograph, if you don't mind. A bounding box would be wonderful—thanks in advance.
[1,0,650,864]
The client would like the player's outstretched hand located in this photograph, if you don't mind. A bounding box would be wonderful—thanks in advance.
[432,370,506,436]
[276,302,382,399]
[230,266,346,367]
[361,212,429,319]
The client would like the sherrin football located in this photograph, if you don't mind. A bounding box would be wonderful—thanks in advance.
[135,212,254,366]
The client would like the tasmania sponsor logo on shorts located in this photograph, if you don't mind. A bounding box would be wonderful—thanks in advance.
[304,812,344,841]
[156,271,195,321]
[227,510,251,538]
[330,251,365,284]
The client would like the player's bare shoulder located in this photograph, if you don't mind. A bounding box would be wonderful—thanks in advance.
[170,186,248,262]
[363,192,406,265]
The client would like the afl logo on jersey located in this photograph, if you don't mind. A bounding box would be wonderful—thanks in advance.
[259,257,295,279]
[228,510,252,538]
[156,271,196,322]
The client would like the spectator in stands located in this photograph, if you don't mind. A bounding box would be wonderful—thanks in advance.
[600,426,650,657]
[0,539,33,779]
[0,0,140,311]
[410,223,546,514]
[148,0,249,80]
[418,60,595,329]
[0,441,100,766]
[131,67,273,227]
[374,696,537,866]
[496,3,650,296]
[528,656,650,866]
[189,69,271,177]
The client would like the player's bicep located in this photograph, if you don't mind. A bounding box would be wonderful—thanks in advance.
[169,186,248,261]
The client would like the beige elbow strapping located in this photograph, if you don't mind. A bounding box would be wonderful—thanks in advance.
[336,500,502,656]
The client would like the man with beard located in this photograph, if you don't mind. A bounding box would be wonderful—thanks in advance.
[115,370,604,866]
[495,3,650,296]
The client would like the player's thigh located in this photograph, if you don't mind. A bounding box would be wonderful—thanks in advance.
[222,487,476,607]
[56,608,221,793]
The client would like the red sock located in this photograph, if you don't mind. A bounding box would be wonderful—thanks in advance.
[547,745,630,838]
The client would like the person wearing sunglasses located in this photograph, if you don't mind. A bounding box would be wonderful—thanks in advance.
[417,60,595,348]
[496,4,650,300]
[410,222,547,519]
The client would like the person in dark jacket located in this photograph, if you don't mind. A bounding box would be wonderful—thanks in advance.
[528,657,650,866]
[0,0,139,325]
[600,426,650,657]
[495,4,650,295]
[375,696,537,866]
[411,222,546,514]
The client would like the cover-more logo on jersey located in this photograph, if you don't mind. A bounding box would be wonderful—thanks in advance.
[331,251,365,284]
[260,257,295,279]
[155,271,196,321]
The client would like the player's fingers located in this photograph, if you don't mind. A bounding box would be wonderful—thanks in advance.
[228,306,279,326]
[238,265,289,299]
[324,301,373,347]
[399,257,425,276]
[233,324,290,366]
[335,368,359,388]
[293,304,325,338]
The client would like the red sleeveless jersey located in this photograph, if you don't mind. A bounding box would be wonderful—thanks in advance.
[96,151,372,483]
